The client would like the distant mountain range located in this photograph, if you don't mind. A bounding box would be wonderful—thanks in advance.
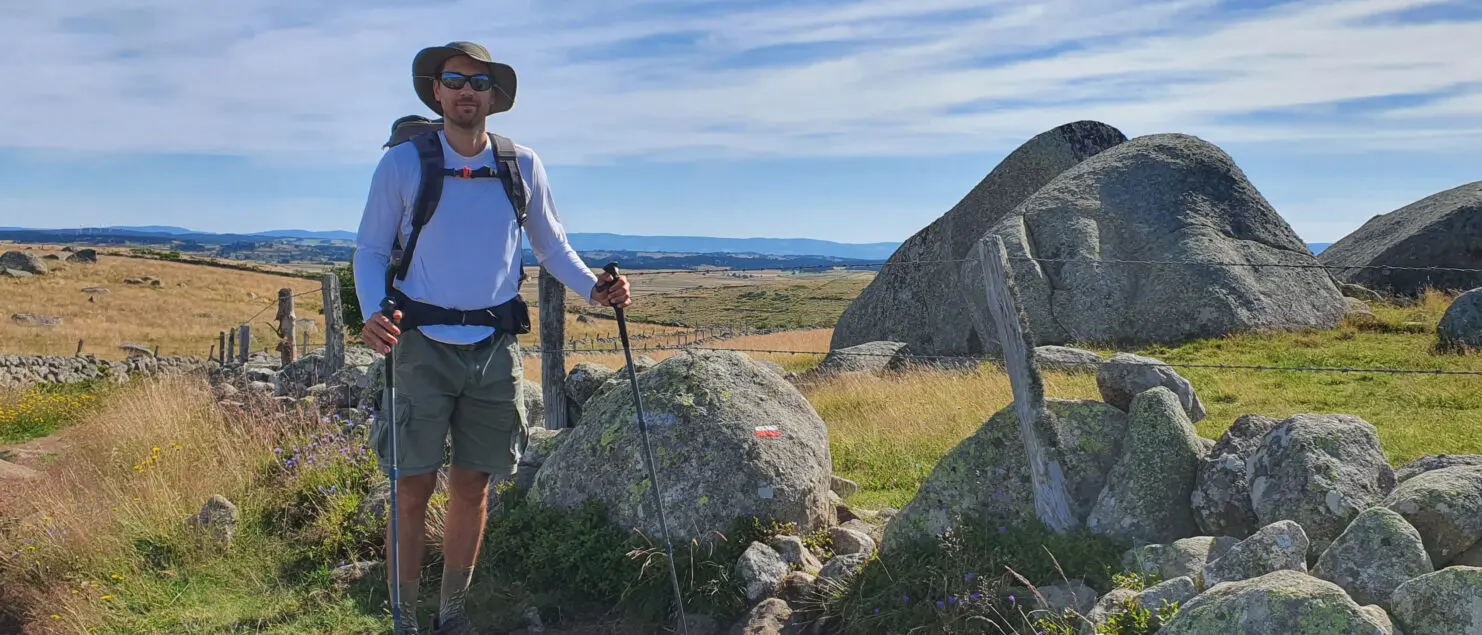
[0,225,1336,260]
[0,225,899,259]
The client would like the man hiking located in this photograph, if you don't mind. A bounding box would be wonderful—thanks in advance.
[352,41,631,634]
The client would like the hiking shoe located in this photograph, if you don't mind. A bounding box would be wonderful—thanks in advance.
[431,613,481,635]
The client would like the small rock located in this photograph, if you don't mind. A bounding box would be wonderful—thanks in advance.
[777,571,818,609]
[1312,506,1433,610]
[1340,283,1384,303]
[768,535,823,574]
[731,598,791,635]
[330,560,382,584]
[1082,588,1138,633]
[736,542,789,604]
[1033,345,1104,373]
[826,526,875,556]
[190,494,239,548]
[1008,579,1099,618]
[521,605,544,633]
[1202,520,1309,588]
[1133,576,1197,626]
[0,268,33,278]
[1390,566,1482,635]
[829,475,858,498]
[817,341,910,375]
[1123,536,1240,591]
[1356,605,1398,635]
[64,248,97,264]
[1096,352,1206,422]
[10,313,62,328]
[816,553,869,585]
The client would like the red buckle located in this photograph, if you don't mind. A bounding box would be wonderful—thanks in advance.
[458,167,472,179]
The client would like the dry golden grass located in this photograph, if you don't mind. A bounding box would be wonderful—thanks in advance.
[1,245,325,360]
[0,375,308,629]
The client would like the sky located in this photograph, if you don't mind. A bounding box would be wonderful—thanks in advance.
[0,0,1479,245]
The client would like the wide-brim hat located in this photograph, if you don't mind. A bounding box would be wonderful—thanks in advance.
[412,41,517,117]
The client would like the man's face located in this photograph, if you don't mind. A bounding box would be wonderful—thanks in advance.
[433,55,493,127]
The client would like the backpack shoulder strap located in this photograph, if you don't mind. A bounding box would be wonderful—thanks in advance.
[389,131,445,286]
[488,132,531,287]
[489,133,527,227]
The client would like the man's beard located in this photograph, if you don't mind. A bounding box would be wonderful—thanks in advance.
[445,102,482,128]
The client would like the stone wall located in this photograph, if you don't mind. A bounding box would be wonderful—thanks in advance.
[0,354,208,389]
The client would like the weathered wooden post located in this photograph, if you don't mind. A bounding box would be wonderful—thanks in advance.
[538,267,568,430]
[237,325,250,364]
[965,235,1078,534]
[75,339,84,356]
[219,331,226,364]
[276,288,297,365]
[208,344,216,363]
[227,329,236,363]
[321,273,345,379]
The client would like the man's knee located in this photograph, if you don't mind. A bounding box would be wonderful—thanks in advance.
[394,473,439,511]
[446,467,492,506]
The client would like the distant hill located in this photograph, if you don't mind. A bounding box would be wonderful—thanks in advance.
[1,225,901,260]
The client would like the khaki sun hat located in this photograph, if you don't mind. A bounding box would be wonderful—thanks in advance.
[411,41,517,116]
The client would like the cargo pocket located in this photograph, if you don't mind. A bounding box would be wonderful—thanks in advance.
[369,396,413,468]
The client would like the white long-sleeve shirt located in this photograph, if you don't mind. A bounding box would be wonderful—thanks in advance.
[353,131,600,345]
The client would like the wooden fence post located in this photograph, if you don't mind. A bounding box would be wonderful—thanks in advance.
[276,288,296,365]
[76,339,84,356]
[227,329,236,363]
[967,235,1078,534]
[539,267,568,430]
[237,325,250,364]
[321,273,345,380]
[219,331,226,364]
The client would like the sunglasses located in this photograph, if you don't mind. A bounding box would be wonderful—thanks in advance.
[438,72,493,92]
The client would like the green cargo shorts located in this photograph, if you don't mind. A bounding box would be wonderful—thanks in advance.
[369,328,528,478]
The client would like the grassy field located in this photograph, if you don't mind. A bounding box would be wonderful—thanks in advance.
[3,245,1482,633]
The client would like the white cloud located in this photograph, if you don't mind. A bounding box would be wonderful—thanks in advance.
[0,0,1479,166]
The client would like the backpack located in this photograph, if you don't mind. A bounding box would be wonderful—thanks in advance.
[380,115,530,298]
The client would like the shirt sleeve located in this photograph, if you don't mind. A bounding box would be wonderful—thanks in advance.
[353,149,407,321]
[522,148,601,304]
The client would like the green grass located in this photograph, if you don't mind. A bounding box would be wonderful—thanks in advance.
[0,380,109,444]
[618,277,872,330]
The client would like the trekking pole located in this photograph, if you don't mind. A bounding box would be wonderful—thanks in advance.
[378,297,405,631]
[598,262,689,635]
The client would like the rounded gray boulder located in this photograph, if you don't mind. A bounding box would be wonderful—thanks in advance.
[831,120,1127,358]
[1160,570,1394,634]
[1318,180,1482,296]
[529,350,834,545]
[1438,287,1482,351]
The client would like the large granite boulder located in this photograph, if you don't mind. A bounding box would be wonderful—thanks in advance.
[831,121,1127,357]
[1160,570,1395,634]
[1247,414,1396,555]
[1202,520,1310,588]
[1086,387,1205,544]
[882,398,1128,551]
[1381,465,1482,567]
[1438,287,1482,350]
[1312,506,1433,610]
[972,133,1347,350]
[0,251,47,275]
[1390,566,1482,635]
[529,350,833,544]
[1191,414,1283,538]
[1318,181,1482,295]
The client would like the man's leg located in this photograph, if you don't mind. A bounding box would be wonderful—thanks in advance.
[387,473,438,629]
[437,332,527,628]
[437,466,491,623]
[372,329,460,632]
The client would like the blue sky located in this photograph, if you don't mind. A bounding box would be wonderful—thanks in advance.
[1,0,1479,244]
